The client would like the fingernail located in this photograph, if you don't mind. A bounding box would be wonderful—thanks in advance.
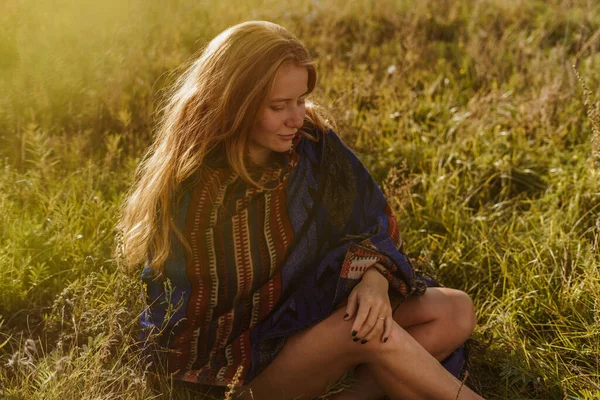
[351,330,357,337]
[353,337,360,342]
[383,337,388,343]
[343,313,349,319]
[361,339,367,344]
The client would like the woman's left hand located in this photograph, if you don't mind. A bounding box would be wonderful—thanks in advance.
[344,265,392,343]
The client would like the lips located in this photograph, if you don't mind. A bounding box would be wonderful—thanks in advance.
[278,134,296,139]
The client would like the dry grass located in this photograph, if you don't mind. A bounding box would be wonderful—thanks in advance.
[1,0,600,398]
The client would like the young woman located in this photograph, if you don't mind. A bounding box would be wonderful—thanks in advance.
[119,21,484,400]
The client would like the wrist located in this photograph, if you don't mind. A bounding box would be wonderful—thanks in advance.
[363,265,389,288]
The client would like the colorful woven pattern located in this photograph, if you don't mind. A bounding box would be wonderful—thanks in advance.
[140,126,427,386]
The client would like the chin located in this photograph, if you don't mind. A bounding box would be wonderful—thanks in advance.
[273,144,293,153]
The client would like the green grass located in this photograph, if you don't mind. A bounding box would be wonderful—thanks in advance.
[1,0,600,398]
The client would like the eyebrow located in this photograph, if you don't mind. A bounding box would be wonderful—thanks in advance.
[270,90,309,103]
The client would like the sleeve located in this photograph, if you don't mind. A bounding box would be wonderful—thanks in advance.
[249,128,427,348]
[316,129,427,304]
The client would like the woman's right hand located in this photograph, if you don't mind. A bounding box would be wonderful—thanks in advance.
[343,266,393,343]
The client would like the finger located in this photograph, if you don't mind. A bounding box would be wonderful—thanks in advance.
[382,315,393,343]
[362,309,384,342]
[351,299,372,338]
[344,290,358,321]
[355,304,378,341]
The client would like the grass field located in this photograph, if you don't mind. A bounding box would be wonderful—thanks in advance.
[1,0,600,398]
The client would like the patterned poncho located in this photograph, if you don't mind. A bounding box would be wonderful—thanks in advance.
[140,126,432,386]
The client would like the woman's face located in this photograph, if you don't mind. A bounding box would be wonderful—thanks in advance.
[248,63,308,166]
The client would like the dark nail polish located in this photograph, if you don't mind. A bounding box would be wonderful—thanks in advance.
[353,337,360,342]
[351,330,357,337]
[384,337,388,343]
[361,339,367,344]
[344,313,349,319]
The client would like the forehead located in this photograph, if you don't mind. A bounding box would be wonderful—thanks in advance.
[269,63,308,99]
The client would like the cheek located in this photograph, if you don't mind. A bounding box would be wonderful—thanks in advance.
[256,113,282,134]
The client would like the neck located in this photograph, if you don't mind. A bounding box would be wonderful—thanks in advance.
[247,146,273,167]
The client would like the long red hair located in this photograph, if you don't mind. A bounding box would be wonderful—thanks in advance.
[117,21,329,271]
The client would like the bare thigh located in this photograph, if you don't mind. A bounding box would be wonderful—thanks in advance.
[391,287,476,360]
[393,287,474,327]
[240,287,476,399]
[239,304,367,400]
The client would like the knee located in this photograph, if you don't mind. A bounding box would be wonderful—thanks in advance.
[452,290,477,340]
[359,322,413,361]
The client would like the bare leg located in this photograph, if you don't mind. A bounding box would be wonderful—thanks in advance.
[237,288,482,400]
[329,288,477,400]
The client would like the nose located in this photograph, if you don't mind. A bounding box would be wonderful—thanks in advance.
[286,105,305,129]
